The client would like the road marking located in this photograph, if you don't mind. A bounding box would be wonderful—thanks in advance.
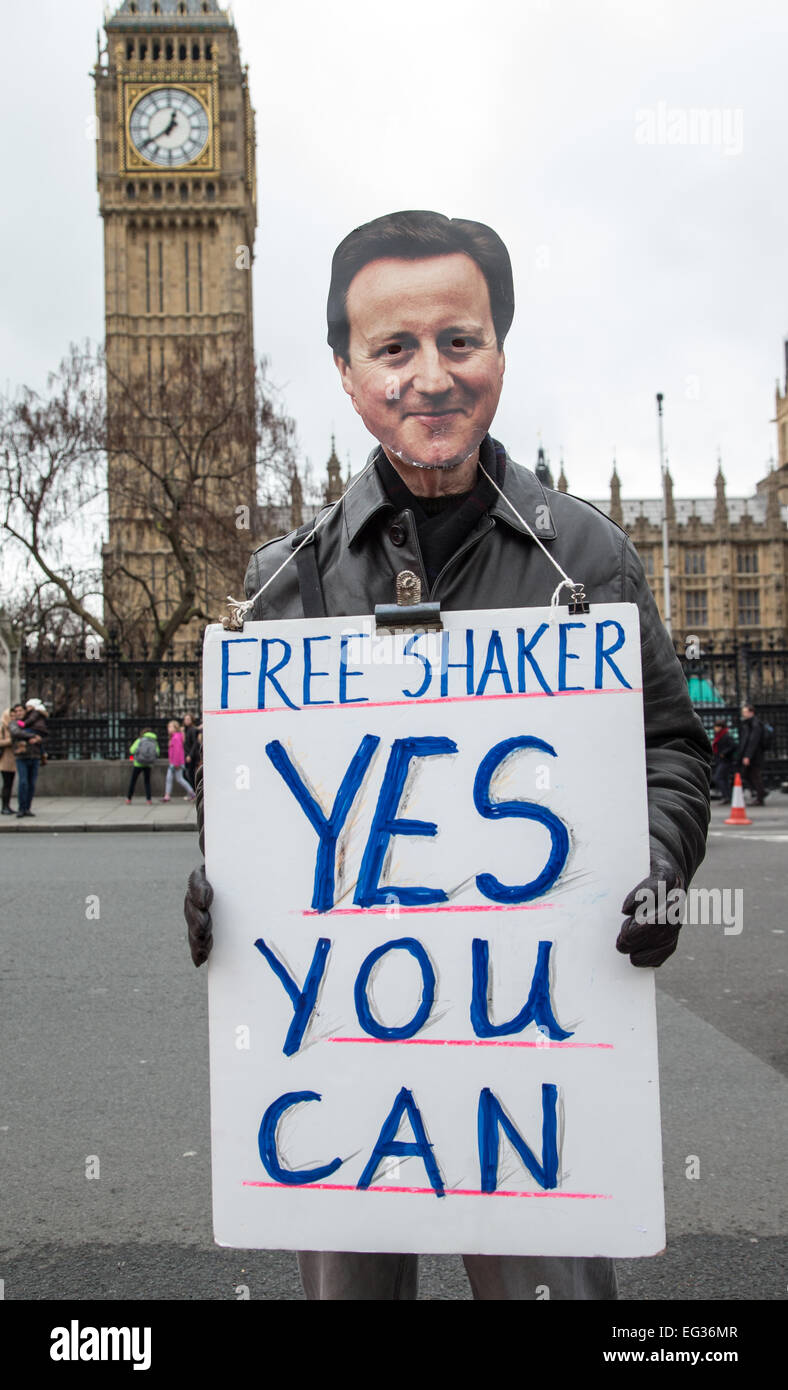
[709,831,788,842]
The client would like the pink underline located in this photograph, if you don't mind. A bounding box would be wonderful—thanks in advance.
[302,902,553,916]
[242,1180,610,1198]
[327,1037,612,1049]
[204,687,640,716]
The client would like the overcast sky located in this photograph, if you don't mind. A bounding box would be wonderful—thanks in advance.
[1,0,787,506]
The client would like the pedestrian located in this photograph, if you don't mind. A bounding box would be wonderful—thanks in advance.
[738,702,766,806]
[13,697,49,818]
[184,209,711,1301]
[162,720,195,802]
[0,705,23,814]
[183,713,199,789]
[126,727,159,804]
[711,720,736,804]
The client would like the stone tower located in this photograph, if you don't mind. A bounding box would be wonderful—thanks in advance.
[94,0,257,654]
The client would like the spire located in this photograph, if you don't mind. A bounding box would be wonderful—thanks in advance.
[557,456,568,493]
[290,466,303,530]
[714,453,728,527]
[609,460,623,527]
[534,445,554,489]
[765,464,782,528]
[325,434,343,504]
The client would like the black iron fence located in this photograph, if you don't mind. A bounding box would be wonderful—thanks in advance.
[22,642,202,761]
[676,639,788,789]
[20,636,788,785]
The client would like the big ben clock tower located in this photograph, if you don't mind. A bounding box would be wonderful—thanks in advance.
[94,0,257,656]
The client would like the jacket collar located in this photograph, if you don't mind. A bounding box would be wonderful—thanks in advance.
[342,436,556,545]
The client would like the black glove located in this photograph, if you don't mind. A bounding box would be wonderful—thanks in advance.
[184,765,213,967]
[616,845,686,968]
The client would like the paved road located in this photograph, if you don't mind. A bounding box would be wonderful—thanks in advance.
[1,801,786,1301]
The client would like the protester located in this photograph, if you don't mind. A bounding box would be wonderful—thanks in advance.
[0,705,23,815]
[12,697,49,818]
[162,720,195,802]
[183,713,200,790]
[126,727,160,804]
[711,719,736,804]
[738,703,766,806]
[184,209,711,1302]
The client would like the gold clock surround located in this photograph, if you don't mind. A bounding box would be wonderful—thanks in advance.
[120,78,219,175]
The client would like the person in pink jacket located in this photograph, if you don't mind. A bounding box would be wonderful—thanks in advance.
[162,720,195,802]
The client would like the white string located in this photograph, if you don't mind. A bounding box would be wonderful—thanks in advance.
[224,460,376,627]
[478,460,584,622]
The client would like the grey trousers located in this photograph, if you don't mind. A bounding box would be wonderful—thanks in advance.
[298,1251,617,1301]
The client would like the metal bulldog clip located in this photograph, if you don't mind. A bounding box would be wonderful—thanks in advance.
[374,570,443,633]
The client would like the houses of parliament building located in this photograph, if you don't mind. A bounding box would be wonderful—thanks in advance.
[95,1,788,654]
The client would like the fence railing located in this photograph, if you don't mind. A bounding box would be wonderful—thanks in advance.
[21,638,788,782]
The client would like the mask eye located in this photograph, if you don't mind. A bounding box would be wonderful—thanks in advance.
[386,344,402,355]
[451,337,467,348]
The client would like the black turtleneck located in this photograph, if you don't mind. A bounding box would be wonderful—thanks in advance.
[374,435,506,587]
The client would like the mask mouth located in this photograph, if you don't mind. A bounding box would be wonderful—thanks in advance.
[388,439,482,471]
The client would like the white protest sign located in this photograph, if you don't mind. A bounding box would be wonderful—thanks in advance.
[203,603,663,1256]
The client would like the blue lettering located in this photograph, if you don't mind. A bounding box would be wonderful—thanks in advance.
[471,939,572,1040]
[440,629,474,697]
[357,1087,445,1197]
[355,737,456,907]
[594,620,631,690]
[473,736,570,902]
[302,635,332,706]
[258,1091,342,1186]
[220,637,256,709]
[401,633,432,700]
[339,633,368,704]
[253,937,331,1055]
[558,622,586,692]
[476,630,513,696]
[258,639,298,711]
[516,625,553,695]
[266,735,379,911]
[354,938,436,1040]
[478,1084,559,1192]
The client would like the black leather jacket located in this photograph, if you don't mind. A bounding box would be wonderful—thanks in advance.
[244,441,711,886]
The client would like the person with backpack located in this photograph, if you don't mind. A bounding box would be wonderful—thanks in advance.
[126,728,160,804]
[738,703,767,806]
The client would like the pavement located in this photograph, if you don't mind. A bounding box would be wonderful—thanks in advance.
[0,794,198,832]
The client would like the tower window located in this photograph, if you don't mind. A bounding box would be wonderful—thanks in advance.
[197,241,203,310]
[206,41,213,59]
[126,40,134,60]
[737,588,760,626]
[180,182,188,201]
[158,241,164,312]
[153,183,162,201]
[737,549,758,574]
[152,40,161,59]
[178,2,187,12]
[184,241,190,313]
[203,2,211,12]
[145,242,151,312]
[152,2,161,13]
[205,182,215,200]
[126,182,136,200]
[179,42,187,60]
[684,547,706,576]
[192,42,200,60]
[165,40,174,59]
[165,181,175,196]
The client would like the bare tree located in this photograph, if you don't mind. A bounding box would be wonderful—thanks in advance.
[1,335,302,661]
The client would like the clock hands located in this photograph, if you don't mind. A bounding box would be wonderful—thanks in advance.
[140,109,180,150]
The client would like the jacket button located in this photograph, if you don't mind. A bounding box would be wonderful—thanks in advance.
[389,522,407,546]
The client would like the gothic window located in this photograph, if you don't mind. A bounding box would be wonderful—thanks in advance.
[179,42,187,60]
[153,183,162,201]
[157,241,164,312]
[184,241,190,312]
[197,241,203,310]
[145,242,151,311]
[180,182,188,201]
[126,182,136,200]
[685,590,708,626]
[206,41,213,58]
[684,547,706,576]
[138,40,147,60]
[126,41,134,60]
[641,551,654,576]
[737,549,758,574]
[205,182,215,200]
[192,42,200,60]
[152,40,161,60]
[166,40,174,59]
[737,589,760,626]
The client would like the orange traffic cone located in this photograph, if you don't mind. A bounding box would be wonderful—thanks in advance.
[724,773,752,826]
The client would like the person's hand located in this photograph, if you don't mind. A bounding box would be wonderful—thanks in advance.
[184,765,213,966]
[616,846,686,968]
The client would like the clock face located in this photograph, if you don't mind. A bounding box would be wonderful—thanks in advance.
[129,87,210,168]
